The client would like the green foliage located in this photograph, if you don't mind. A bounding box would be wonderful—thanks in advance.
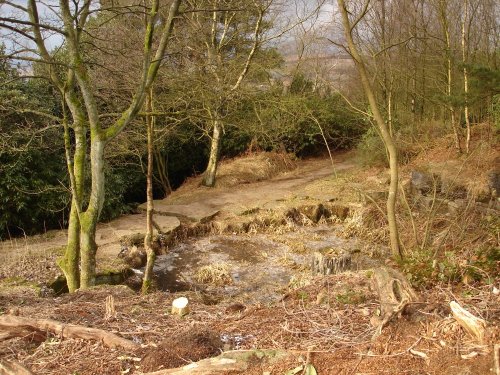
[335,289,366,305]
[355,123,420,167]
[0,54,69,239]
[100,164,145,222]
[0,133,69,238]
[245,88,367,156]
[356,127,387,167]
[401,250,461,288]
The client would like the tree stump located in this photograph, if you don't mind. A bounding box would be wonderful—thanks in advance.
[311,248,352,275]
[105,295,116,321]
[371,266,419,337]
[171,297,190,316]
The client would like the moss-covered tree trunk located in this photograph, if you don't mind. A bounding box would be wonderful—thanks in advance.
[59,202,81,292]
[79,138,105,288]
[59,106,86,292]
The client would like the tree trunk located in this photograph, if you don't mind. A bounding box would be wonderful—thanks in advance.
[438,0,461,152]
[337,0,402,258]
[58,201,80,292]
[80,139,105,289]
[59,119,85,292]
[462,0,471,154]
[142,90,156,294]
[202,119,222,187]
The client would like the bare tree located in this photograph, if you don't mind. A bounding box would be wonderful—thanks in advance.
[0,0,182,291]
[336,0,401,258]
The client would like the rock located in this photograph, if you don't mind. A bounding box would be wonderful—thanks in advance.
[410,170,441,196]
[488,170,500,200]
[120,245,146,268]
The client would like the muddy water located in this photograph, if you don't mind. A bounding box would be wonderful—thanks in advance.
[153,225,362,303]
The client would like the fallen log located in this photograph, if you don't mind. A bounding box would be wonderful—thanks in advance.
[0,315,138,351]
[0,360,34,375]
[143,349,287,375]
[371,266,419,337]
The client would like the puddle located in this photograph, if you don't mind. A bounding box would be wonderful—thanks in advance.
[153,225,365,303]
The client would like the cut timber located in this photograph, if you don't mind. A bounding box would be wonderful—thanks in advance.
[143,349,286,375]
[0,315,137,351]
[450,301,486,344]
[171,297,189,316]
[311,248,351,275]
[0,360,33,375]
[372,266,419,336]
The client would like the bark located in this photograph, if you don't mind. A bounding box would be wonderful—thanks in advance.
[79,138,105,289]
[33,0,181,290]
[0,315,138,351]
[337,0,402,258]
[371,266,419,336]
[59,82,86,292]
[438,0,461,152]
[202,119,222,187]
[142,90,156,294]
[462,0,471,154]
[58,202,81,292]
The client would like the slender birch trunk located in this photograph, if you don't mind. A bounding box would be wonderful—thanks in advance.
[202,118,222,187]
[462,0,471,153]
[337,0,402,259]
[142,89,156,293]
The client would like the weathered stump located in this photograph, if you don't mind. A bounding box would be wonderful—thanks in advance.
[171,297,190,316]
[371,266,419,337]
[311,248,352,275]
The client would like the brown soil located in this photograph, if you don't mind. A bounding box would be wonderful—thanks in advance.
[141,327,223,371]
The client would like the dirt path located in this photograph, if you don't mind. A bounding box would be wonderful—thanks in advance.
[0,156,352,271]
[148,157,353,221]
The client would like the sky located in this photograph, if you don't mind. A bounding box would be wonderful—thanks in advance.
[1,0,341,67]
